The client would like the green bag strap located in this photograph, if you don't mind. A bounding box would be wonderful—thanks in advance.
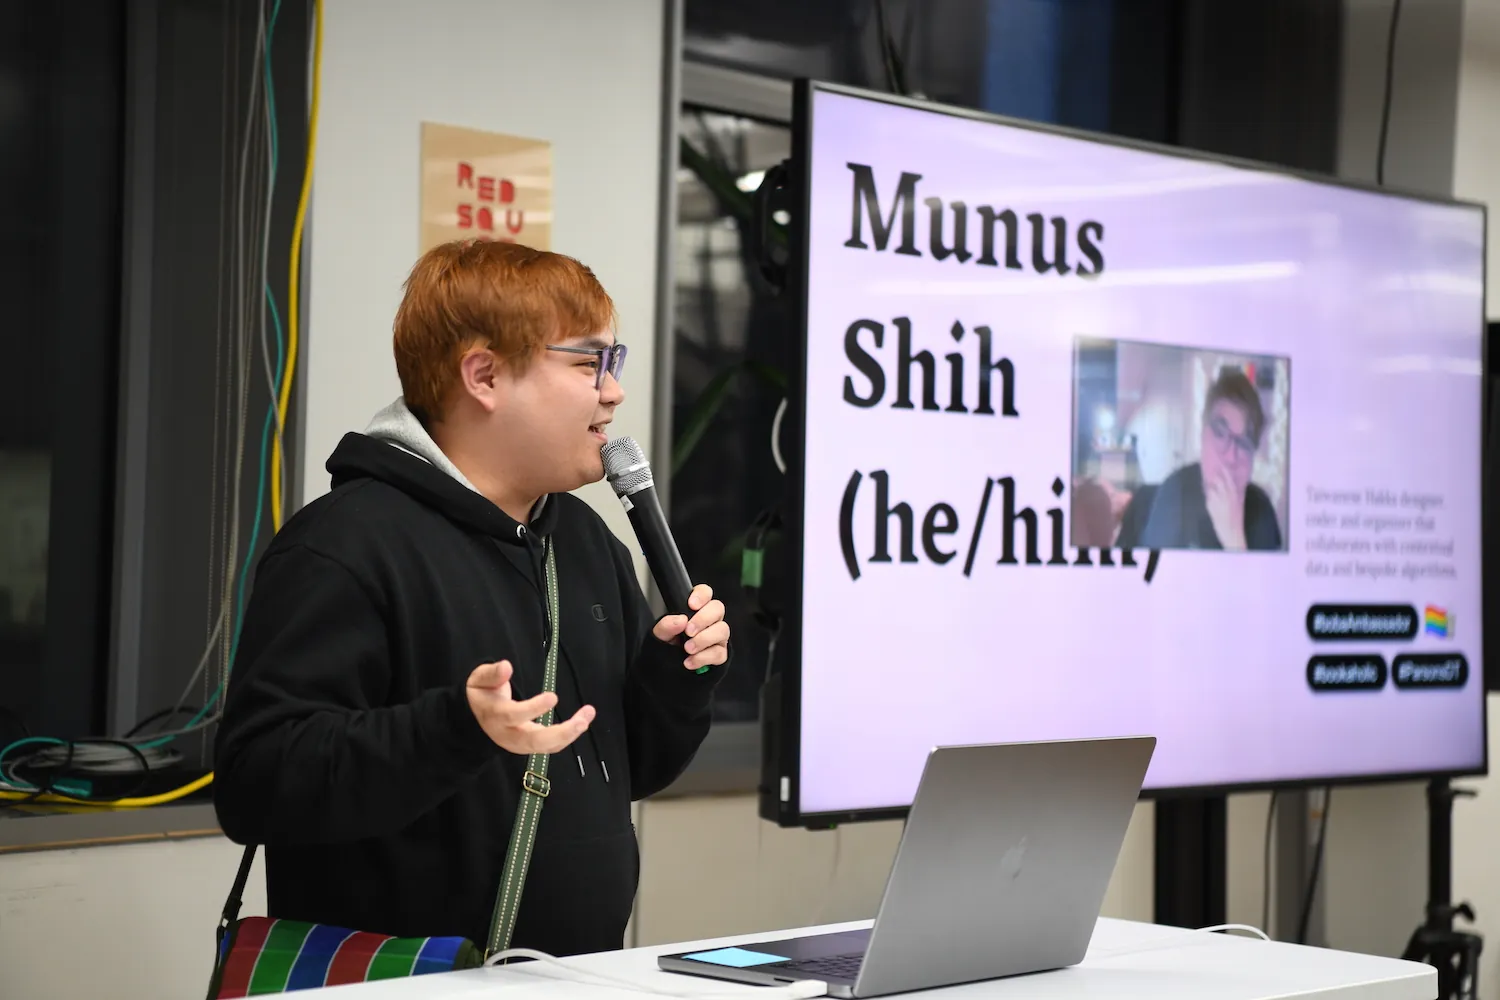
[486,535,561,960]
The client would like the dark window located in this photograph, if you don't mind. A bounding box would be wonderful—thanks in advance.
[671,110,794,722]
[0,1,126,744]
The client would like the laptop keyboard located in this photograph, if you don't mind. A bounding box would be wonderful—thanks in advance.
[779,954,864,980]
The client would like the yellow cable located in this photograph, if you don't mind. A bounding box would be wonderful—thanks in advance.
[271,0,323,531]
[0,771,214,809]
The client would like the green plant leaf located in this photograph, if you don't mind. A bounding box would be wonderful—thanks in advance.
[671,358,791,475]
[745,360,787,393]
[672,364,743,476]
[678,137,787,248]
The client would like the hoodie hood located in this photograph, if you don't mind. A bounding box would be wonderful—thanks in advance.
[363,398,482,492]
[325,398,556,543]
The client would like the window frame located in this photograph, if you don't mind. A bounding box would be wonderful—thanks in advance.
[650,59,793,798]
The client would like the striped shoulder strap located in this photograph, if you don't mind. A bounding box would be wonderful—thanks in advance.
[485,535,560,960]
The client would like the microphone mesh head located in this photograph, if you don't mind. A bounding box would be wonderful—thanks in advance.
[601,435,653,497]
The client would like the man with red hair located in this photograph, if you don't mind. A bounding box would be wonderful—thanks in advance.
[214,239,729,958]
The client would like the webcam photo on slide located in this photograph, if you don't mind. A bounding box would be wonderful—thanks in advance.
[1070,336,1290,554]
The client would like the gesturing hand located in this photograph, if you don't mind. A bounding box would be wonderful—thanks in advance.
[652,584,731,672]
[465,660,595,755]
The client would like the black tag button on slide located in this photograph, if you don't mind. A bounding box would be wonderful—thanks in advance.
[1392,653,1468,690]
[1306,654,1388,692]
[1305,604,1418,641]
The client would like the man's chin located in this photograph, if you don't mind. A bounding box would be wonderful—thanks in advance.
[556,460,605,494]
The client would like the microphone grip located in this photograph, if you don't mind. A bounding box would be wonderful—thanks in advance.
[623,485,706,671]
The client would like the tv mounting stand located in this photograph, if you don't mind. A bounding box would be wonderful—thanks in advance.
[1401,778,1482,1000]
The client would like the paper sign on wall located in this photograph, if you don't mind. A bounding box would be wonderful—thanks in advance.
[419,122,552,252]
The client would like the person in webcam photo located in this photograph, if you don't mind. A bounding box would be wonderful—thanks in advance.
[1125,366,1283,552]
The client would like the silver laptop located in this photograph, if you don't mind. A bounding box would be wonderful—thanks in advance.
[658,737,1155,998]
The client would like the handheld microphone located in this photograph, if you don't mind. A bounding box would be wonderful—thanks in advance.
[601,436,708,673]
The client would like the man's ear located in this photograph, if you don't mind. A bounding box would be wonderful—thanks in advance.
[458,347,501,413]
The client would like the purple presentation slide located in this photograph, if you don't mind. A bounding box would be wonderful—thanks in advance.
[796,86,1487,815]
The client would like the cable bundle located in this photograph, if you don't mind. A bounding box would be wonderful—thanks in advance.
[0,0,322,810]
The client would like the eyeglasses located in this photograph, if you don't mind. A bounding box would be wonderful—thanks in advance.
[1205,413,1257,463]
[546,343,628,390]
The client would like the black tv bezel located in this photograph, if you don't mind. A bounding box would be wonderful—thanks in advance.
[763,77,1490,830]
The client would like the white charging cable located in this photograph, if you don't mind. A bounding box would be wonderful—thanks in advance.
[770,397,787,474]
[481,924,1268,995]
[1089,922,1271,961]
[484,947,830,999]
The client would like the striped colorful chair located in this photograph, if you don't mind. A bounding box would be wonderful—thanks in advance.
[210,917,483,997]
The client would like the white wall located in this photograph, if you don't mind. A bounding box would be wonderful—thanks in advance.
[1338,0,1462,187]
[1453,0,1500,313]
[0,836,265,1000]
[301,0,666,551]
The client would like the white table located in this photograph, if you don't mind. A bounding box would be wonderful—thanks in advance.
[301,917,1437,999]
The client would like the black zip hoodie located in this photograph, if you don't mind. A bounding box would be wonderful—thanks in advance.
[213,416,722,956]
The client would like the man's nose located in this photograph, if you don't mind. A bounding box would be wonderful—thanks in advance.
[600,371,625,406]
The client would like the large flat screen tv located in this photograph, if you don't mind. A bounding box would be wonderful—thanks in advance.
[762,80,1488,828]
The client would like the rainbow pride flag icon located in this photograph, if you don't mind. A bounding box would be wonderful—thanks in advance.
[1424,605,1451,638]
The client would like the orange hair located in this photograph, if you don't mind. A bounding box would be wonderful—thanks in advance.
[392,239,617,423]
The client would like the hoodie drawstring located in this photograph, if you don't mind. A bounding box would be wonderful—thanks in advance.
[512,534,611,786]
